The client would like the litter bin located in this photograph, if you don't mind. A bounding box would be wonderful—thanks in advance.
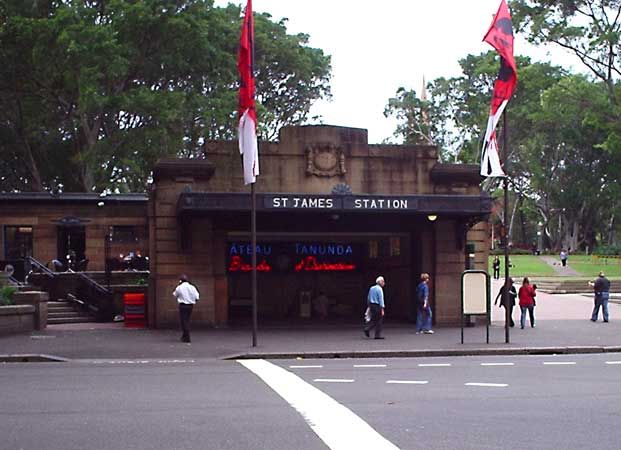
[123,292,146,328]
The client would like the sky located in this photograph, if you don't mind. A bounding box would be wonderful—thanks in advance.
[216,0,579,144]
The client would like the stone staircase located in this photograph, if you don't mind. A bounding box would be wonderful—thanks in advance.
[532,279,621,294]
[47,297,96,324]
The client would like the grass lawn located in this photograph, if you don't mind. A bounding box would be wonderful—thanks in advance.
[488,255,556,278]
[564,255,621,278]
[488,254,621,278]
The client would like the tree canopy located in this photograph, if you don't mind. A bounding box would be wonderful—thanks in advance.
[0,0,331,193]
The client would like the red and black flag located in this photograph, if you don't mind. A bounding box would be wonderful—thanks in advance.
[237,0,259,185]
[480,0,518,177]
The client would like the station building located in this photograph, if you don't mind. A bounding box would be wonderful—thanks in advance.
[148,125,491,328]
[1,125,490,328]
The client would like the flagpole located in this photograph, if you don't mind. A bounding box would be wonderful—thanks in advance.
[503,110,510,344]
[251,180,258,347]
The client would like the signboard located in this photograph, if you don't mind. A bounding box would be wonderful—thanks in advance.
[264,195,418,211]
[227,241,363,273]
[462,271,488,314]
[460,270,490,344]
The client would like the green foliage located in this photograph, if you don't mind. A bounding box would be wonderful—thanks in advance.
[510,0,621,104]
[0,0,331,192]
[0,286,17,305]
[594,245,621,256]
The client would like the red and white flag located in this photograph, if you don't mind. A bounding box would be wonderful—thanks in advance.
[481,0,518,177]
[237,0,259,185]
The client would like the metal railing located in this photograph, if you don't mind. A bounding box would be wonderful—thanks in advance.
[25,257,114,321]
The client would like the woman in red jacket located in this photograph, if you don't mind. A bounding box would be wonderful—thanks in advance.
[518,277,536,329]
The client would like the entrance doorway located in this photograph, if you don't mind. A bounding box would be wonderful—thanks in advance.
[57,226,86,271]
[226,233,418,324]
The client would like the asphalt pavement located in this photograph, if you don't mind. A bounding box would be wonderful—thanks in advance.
[2,280,620,361]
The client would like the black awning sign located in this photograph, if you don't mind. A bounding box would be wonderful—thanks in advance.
[270,196,335,209]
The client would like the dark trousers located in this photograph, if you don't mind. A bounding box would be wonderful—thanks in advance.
[561,259,567,267]
[179,303,194,342]
[493,267,500,279]
[502,304,515,327]
[364,303,383,338]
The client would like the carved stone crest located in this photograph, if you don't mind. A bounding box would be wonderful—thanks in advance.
[305,143,346,177]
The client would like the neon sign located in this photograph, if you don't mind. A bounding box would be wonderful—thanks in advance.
[228,255,272,272]
[227,241,361,273]
[294,256,356,272]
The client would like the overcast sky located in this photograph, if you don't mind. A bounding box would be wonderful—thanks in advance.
[216,0,578,144]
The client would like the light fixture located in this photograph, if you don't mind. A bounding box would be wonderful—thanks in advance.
[427,214,438,222]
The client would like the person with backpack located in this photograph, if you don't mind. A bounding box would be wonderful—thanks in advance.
[494,277,517,327]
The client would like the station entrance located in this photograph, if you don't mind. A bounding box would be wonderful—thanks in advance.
[226,232,422,324]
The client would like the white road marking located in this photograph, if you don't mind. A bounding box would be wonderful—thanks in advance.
[543,362,576,365]
[418,363,451,367]
[481,362,515,366]
[386,380,428,385]
[289,365,323,369]
[605,361,621,365]
[354,364,387,368]
[239,359,400,450]
[314,379,355,383]
[465,382,508,387]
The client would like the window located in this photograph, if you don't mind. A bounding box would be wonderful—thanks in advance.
[369,240,379,259]
[390,237,401,257]
[111,226,139,243]
[4,226,33,259]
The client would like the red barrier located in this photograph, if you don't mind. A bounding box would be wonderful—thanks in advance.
[123,292,146,328]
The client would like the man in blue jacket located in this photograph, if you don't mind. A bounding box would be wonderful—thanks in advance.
[416,273,434,334]
[364,276,385,339]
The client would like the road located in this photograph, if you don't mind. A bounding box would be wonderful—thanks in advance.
[2,354,621,450]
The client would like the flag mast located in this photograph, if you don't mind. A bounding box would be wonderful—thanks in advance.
[238,0,260,346]
[481,0,518,344]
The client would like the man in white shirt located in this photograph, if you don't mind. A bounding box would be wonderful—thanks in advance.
[173,274,199,343]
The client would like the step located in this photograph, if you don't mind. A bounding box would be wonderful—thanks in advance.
[48,311,89,319]
[47,316,96,324]
[47,305,75,312]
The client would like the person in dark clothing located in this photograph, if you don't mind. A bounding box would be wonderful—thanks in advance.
[492,256,501,280]
[591,271,611,323]
[494,277,517,327]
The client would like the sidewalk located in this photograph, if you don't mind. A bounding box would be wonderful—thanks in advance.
[539,255,580,276]
[2,281,620,361]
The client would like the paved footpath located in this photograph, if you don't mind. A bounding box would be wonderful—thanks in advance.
[539,255,580,276]
[2,280,620,361]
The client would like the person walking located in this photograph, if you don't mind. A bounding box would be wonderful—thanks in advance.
[494,277,517,327]
[560,249,568,267]
[518,277,536,329]
[415,273,434,334]
[591,271,611,323]
[364,276,385,339]
[173,274,200,343]
[492,256,501,280]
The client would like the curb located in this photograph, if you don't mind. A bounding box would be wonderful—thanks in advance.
[0,353,69,363]
[226,346,621,360]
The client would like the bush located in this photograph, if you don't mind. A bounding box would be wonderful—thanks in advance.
[593,245,621,256]
[0,286,17,306]
[490,247,533,255]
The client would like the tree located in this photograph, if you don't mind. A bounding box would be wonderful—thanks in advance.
[511,0,621,103]
[0,0,332,192]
